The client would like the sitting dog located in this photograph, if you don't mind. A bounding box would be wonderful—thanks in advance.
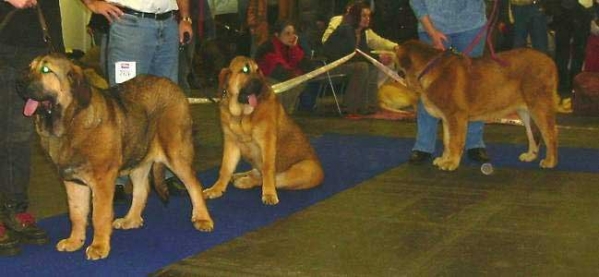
[203,56,324,205]
[395,40,559,171]
[18,54,213,260]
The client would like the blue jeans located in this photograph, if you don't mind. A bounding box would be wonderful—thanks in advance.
[107,14,179,184]
[511,4,548,53]
[413,27,486,154]
[107,13,179,86]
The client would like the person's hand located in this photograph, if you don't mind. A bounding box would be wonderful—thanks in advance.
[429,28,448,50]
[85,1,123,23]
[179,21,193,44]
[379,52,393,65]
[6,0,37,9]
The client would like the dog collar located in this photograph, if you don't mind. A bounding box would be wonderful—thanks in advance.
[416,48,456,82]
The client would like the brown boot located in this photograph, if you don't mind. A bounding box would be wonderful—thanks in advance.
[0,223,20,256]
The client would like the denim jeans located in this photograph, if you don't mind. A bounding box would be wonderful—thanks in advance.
[511,4,548,53]
[107,14,179,184]
[0,44,48,210]
[413,27,486,153]
[107,13,179,86]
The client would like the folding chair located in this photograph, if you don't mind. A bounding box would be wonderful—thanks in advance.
[309,57,346,116]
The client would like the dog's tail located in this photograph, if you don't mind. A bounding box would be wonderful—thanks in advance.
[151,162,170,205]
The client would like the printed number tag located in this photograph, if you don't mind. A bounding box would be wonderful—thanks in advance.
[115,61,136,84]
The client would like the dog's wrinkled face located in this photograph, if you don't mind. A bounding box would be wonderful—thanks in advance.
[219,56,267,116]
[17,54,91,136]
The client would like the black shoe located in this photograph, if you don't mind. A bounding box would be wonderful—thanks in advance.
[2,212,49,245]
[165,177,188,196]
[0,223,20,256]
[114,184,128,205]
[467,148,490,163]
[408,150,432,164]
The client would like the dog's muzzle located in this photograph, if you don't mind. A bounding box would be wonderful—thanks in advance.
[238,77,263,107]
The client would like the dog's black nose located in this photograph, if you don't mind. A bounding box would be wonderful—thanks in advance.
[238,77,263,104]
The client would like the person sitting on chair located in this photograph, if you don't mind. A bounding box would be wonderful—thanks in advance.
[255,19,313,114]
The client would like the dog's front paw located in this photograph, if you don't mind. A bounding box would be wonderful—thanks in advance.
[433,157,459,171]
[192,218,214,232]
[203,187,224,199]
[262,193,279,205]
[113,216,144,229]
[85,243,110,260]
[56,237,84,252]
[539,158,557,169]
[518,152,538,162]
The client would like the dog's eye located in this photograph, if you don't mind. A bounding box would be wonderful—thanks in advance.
[241,64,250,74]
[40,65,52,74]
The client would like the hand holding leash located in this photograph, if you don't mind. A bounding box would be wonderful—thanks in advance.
[5,0,37,9]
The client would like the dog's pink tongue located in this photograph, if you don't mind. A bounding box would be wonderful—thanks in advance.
[23,99,40,117]
[248,94,258,107]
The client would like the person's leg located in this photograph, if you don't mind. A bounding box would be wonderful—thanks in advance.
[553,10,574,97]
[149,17,180,83]
[410,32,440,157]
[107,14,160,86]
[0,45,49,246]
[568,6,592,97]
[529,5,549,53]
[449,27,488,159]
[334,62,369,114]
[511,5,531,49]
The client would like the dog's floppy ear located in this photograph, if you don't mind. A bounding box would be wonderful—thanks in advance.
[219,68,231,89]
[67,64,92,108]
[395,44,411,71]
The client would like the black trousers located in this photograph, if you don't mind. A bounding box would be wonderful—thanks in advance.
[553,5,593,97]
[0,43,47,211]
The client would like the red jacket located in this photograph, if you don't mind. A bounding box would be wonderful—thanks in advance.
[255,37,305,80]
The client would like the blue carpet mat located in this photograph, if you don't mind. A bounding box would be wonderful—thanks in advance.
[1,134,597,276]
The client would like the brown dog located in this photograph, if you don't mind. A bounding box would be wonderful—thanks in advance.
[395,40,559,171]
[18,54,213,260]
[203,56,324,205]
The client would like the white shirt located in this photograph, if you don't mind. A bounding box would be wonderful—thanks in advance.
[107,0,179,13]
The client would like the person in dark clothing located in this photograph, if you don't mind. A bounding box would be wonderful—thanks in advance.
[255,20,313,113]
[552,0,594,99]
[0,0,64,256]
[322,1,394,115]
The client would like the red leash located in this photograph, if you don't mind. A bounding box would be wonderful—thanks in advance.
[463,0,508,66]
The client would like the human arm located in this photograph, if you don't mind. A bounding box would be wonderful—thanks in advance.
[79,0,123,23]
[176,0,193,44]
[5,0,36,9]
[409,0,447,50]
[322,15,342,44]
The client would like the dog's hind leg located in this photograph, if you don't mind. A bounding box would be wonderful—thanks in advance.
[170,164,214,232]
[517,110,539,162]
[56,181,90,253]
[113,162,152,230]
[275,159,324,190]
[530,107,558,168]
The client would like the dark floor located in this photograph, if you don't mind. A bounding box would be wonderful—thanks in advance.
[28,101,599,276]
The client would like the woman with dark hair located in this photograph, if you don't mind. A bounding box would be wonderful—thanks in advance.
[322,1,397,116]
[255,20,312,113]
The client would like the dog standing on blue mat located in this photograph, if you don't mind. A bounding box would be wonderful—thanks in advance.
[203,56,324,205]
[18,54,214,260]
[395,40,559,171]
